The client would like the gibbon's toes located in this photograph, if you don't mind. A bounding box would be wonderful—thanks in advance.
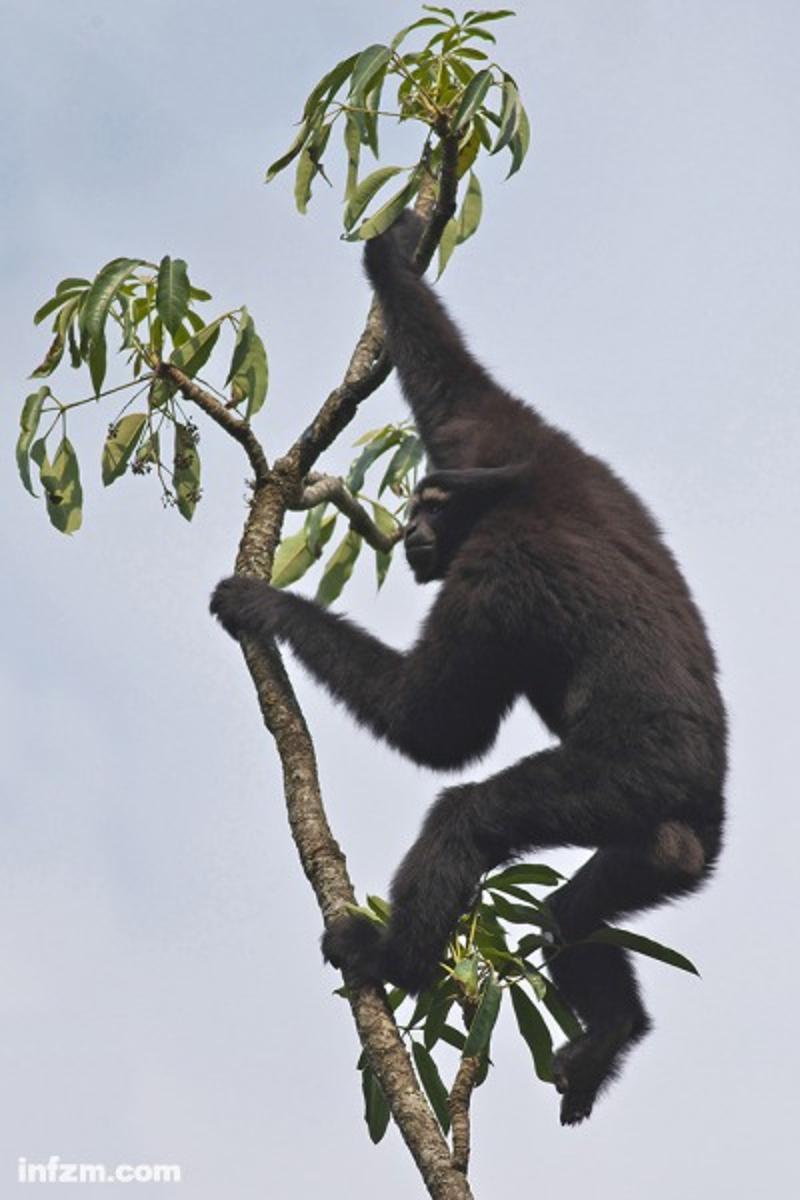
[560,1090,596,1127]
[381,937,440,997]
[321,914,385,986]
[552,1045,598,1125]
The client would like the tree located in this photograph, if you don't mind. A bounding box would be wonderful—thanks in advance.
[14,8,695,1197]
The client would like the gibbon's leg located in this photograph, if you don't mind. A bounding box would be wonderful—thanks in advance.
[544,840,711,1125]
[324,742,717,1083]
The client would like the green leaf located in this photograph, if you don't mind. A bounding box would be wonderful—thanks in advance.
[363,68,386,159]
[353,173,422,241]
[346,428,403,492]
[390,16,446,50]
[134,430,160,469]
[423,989,455,1050]
[173,422,201,521]
[456,124,482,178]
[462,25,496,43]
[515,932,549,958]
[344,166,405,232]
[458,171,482,243]
[271,515,336,588]
[411,1042,450,1134]
[491,76,521,155]
[79,257,144,349]
[505,101,531,178]
[33,289,85,326]
[57,276,89,292]
[541,980,583,1042]
[489,891,557,929]
[102,413,147,486]
[343,115,361,203]
[485,863,563,889]
[88,330,107,395]
[302,52,360,122]
[436,217,459,278]
[315,529,362,606]
[370,501,399,588]
[305,502,329,557]
[16,387,50,496]
[462,977,502,1057]
[156,256,190,336]
[38,436,83,534]
[423,4,457,18]
[169,318,222,378]
[294,147,316,215]
[31,333,65,378]
[378,435,424,495]
[438,1024,467,1052]
[67,321,81,368]
[510,983,553,1081]
[522,965,547,1001]
[149,375,176,409]
[265,122,311,183]
[452,68,493,132]
[408,988,436,1030]
[361,1065,391,1144]
[465,9,516,23]
[349,44,392,101]
[585,928,700,975]
[365,894,391,922]
[226,309,269,418]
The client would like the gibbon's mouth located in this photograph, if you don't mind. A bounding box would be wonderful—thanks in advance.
[405,543,437,581]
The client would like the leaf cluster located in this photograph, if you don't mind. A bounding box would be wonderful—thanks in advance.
[266,6,529,271]
[17,257,268,531]
[347,862,699,1144]
[272,424,421,601]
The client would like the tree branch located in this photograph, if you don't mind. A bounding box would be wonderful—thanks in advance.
[294,472,402,554]
[159,362,271,486]
[220,132,472,1199]
[449,1056,482,1176]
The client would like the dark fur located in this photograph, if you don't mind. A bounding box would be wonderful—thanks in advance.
[211,211,726,1125]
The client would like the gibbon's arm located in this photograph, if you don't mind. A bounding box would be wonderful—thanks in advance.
[210,575,517,770]
[364,224,524,468]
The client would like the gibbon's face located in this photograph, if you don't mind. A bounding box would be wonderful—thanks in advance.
[403,485,455,583]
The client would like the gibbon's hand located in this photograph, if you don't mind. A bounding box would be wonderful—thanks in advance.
[210,575,284,641]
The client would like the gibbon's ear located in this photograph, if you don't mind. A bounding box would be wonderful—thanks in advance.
[418,462,532,495]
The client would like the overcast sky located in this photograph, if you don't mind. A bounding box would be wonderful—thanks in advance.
[2,1,799,1196]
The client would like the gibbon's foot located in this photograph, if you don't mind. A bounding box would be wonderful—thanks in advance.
[322,913,439,995]
[321,914,385,986]
[209,575,278,640]
[552,1016,651,1126]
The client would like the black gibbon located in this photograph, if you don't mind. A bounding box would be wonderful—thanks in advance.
[211,211,726,1125]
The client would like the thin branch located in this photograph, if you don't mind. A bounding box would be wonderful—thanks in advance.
[159,363,270,485]
[295,472,403,553]
[449,1056,482,1176]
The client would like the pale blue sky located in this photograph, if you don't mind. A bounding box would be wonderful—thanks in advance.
[2,2,799,1197]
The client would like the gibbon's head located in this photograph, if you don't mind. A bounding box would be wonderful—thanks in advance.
[404,463,531,583]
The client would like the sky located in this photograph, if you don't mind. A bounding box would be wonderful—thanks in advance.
[1,1,799,1196]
